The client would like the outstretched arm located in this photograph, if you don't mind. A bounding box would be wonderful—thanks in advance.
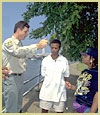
[65,81,76,90]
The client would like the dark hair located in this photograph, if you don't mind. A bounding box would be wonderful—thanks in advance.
[14,21,30,33]
[50,39,61,48]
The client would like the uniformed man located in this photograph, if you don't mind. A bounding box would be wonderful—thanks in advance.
[2,21,48,113]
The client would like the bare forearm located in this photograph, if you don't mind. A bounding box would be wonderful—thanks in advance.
[89,92,98,113]
[65,78,76,90]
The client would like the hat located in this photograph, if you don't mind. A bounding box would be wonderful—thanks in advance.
[80,48,98,60]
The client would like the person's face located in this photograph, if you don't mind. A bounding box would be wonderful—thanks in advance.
[18,26,29,40]
[50,43,60,55]
[82,55,90,65]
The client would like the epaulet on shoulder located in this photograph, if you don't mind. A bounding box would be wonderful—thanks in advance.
[4,38,13,47]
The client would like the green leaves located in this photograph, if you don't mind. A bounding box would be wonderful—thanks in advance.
[22,2,98,61]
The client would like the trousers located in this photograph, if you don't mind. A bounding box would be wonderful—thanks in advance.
[2,74,24,113]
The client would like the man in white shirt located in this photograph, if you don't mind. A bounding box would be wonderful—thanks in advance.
[39,39,70,113]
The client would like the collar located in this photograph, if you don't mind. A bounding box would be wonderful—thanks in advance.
[49,54,61,61]
[90,67,98,71]
[12,35,21,45]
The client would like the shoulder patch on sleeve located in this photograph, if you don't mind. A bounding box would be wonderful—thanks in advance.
[6,40,13,47]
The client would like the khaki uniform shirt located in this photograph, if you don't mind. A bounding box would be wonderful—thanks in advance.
[2,36,38,73]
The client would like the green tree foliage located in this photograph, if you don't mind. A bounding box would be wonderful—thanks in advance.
[22,2,98,61]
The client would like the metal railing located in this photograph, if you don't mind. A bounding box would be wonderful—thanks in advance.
[23,73,43,96]
[2,72,44,113]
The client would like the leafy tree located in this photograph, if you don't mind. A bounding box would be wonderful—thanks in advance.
[22,2,98,61]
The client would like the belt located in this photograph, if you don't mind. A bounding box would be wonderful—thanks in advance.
[11,73,22,76]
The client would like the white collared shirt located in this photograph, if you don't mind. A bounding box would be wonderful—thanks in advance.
[39,55,70,102]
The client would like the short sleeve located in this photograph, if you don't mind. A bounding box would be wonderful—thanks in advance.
[63,59,70,77]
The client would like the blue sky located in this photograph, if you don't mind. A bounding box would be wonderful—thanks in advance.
[2,2,50,53]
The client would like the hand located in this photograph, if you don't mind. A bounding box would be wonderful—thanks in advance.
[2,66,11,79]
[36,38,48,49]
[66,81,72,89]
[66,81,76,90]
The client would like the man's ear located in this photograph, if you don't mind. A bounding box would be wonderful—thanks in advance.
[17,28,21,33]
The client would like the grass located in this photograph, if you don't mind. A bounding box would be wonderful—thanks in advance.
[77,62,88,72]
